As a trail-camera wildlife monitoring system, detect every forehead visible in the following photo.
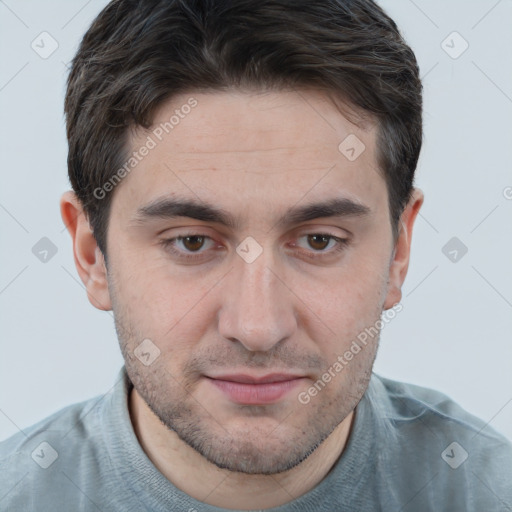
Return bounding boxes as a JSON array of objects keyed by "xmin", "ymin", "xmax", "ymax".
[{"xmin": 112, "ymin": 89, "xmax": 387, "ymax": 224}]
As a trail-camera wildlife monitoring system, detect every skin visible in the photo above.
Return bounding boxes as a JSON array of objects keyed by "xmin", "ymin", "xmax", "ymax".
[{"xmin": 61, "ymin": 89, "xmax": 423, "ymax": 510}]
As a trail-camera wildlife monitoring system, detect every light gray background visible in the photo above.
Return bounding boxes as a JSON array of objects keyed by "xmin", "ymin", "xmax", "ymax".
[{"xmin": 1, "ymin": 0, "xmax": 511, "ymax": 442}]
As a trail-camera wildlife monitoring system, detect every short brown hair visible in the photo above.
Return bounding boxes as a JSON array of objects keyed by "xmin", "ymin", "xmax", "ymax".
[{"xmin": 65, "ymin": 0, "xmax": 422, "ymax": 256}]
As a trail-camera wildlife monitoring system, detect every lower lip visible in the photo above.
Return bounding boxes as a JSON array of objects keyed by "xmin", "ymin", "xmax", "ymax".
[{"xmin": 207, "ymin": 377, "xmax": 304, "ymax": 405}]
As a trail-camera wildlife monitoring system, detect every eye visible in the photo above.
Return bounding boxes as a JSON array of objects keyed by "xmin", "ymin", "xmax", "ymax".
[
  {"xmin": 293, "ymin": 233, "xmax": 349, "ymax": 258},
  {"xmin": 174, "ymin": 235, "xmax": 209, "ymax": 252},
  {"xmin": 300, "ymin": 234, "xmax": 338, "ymax": 251},
  {"xmin": 159, "ymin": 232, "xmax": 349, "ymax": 263},
  {"xmin": 160, "ymin": 234, "xmax": 217, "ymax": 261}
]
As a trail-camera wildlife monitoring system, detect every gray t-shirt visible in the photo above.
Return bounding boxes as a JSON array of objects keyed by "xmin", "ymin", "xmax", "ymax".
[{"xmin": 1, "ymin": 367, "xmax": 511, "ymax": 511}]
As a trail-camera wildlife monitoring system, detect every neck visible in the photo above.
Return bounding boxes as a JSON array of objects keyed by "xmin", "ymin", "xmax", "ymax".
[{"xmin": 129, "ymin": 388, "xmax": 355, "ymax": 510}]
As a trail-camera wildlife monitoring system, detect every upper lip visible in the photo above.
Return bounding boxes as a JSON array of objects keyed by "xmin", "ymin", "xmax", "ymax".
[{"xmin": 206, "ymin": 373, "xmax": 304, "ymax": 384}]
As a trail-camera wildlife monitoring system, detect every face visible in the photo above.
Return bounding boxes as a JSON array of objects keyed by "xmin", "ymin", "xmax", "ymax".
[{"xmin": 105, "ymin": 89, "xmax": 397, "ymax": 474}]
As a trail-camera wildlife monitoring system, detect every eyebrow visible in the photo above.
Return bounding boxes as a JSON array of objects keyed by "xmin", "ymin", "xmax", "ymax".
[{"xmin": 133, "ymin": 196, "xmax": 371, "ymax": 230}]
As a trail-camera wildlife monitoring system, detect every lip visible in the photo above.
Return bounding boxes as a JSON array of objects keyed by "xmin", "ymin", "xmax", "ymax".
[
  {"xmin": 205, "ymin": 373, "xmax": 306, "ymax": 405},
  {"xmin": 208, "ymin": 373, "xmax": 303, "ymax": 384}
]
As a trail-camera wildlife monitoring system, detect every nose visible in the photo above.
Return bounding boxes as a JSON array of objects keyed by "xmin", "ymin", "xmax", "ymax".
[{"xmin": 217, "ymin": 247, "xmax": 297, "ymax": 352}]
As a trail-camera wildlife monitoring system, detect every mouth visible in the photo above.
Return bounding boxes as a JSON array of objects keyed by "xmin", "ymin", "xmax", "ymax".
[{"xmin": 204, "ymin": 373, "xmax": 307, "ymax": 405}]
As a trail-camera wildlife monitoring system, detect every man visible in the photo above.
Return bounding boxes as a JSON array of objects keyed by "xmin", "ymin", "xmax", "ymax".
[{"xmin": 1, "ymin": 0, "xmax": 511, "ymax": 510}]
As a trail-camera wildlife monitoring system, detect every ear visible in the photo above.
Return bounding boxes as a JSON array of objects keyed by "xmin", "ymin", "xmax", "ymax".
[
  {"xmin": 60, "ymin": 191, "xmax": 112, "ymax": 311},
  {"xmin": 383, "ymin": 188, "xmax": 424, "ymax": 310}
]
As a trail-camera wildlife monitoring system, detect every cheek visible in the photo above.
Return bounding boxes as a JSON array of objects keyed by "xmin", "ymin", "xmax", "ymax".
[
  {"xmin": 110, "ymin": 254, "xmax": 171, "ymax": 332},
  {"xmin": 111, "ymin": 252, "xmax": 220, "ymax": 351},
  {"xmin": 299, "ymin": 254, "xmax": 389, "ymax": 348}
]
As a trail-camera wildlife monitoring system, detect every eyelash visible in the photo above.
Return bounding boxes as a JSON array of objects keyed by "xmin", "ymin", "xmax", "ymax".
[{"xmin": 159, "ymin": 233, "xmax": 349, "ymax": 262}]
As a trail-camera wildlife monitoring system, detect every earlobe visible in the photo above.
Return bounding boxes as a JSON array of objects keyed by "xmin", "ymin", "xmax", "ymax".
[
  {"xmin": 60, "ymin": 191, "xmax": 112, "ymax": 311},
  {"xmin": 383, "ymin": 188, "xmax": 424, "ymax": 310}
]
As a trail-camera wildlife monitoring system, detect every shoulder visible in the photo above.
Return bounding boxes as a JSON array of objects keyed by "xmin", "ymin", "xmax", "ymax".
[
  {"xmin": 372, "ymin": 373, "xmax": 510, "ymax": 443},
  {"xmin": 0, "ymin": 369, "xmax": 133, "ymax": 510},
  {"xmin": 0, "ymin": 395, "xmax": 101, "ymax": 455},
  {"xmin": 0, "ymin": 395, "xmax": 107, "ymax": 504},
  {"xmin": 365, "ymin": 373, "xmax": 512, "ymax": 510}
]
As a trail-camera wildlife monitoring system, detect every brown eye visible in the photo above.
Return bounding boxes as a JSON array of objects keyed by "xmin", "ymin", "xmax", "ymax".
[
  {"xmin": 160, "ymin": 234, "xmax": 218, "ymax": 262},
  {"xmin": 181, "ymin": 235, "xmax": 205, "ymax": 252},
  {"xmin": 307, "ymin": 234, "xmax": 332, "ymax": 251},
  {"xmin": 293, "ymin": 233, "xmax": 349, "ymax": 260}
]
